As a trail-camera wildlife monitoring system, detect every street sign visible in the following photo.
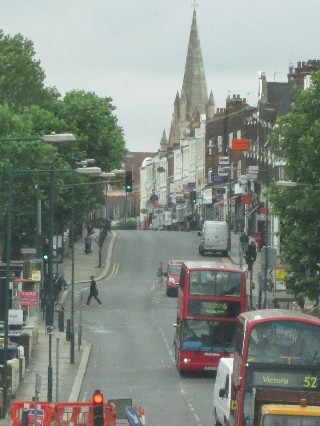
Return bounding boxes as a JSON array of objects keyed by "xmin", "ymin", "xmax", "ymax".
[
  {"xmin": 32, "ymin": 270, "xmax": 41, "ymax": 282},
  {"xmin": 19, "ymin": 291, "xmax": 39, "ymax": 306},
  {"xmin": 126, "ymin": 406, "xmax": 141, "ymax": 425},
  {"xmin": 218, "ymin": 166, "xmax": 228, "ymax": 176},
  {"xmin": 28, "ymin": 409, "xmax": 44, "ymax": 425},
  {"xmin": 219, "ymin": 156, "xmax": 229, "ymax": 165}
]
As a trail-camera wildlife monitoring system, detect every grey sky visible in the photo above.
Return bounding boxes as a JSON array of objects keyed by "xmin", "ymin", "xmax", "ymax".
[{"xmin": 1, "ymin": 0, "xmax": 320, "ymax": 152}]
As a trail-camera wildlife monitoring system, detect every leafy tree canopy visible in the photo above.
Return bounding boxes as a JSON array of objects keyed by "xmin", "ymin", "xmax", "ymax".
[
  {"xmin": 0, "ymin": 31, "xmax": 59, "ymax": 110},
  {"xmin": 0, "ymin": 31, "xmax": 127, "ymax": 258},
  {"xmin": 268, "ymin": 71, "xmax": 320, "ymax": 301},
  {"xmin": 56, "ymin": 90, "xmax": 126, "ymax": 171}
]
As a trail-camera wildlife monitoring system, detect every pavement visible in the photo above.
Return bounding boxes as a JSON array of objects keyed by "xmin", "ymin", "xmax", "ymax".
[
  {"xmin": 1, "ymin": 228, "xmax": 291, "ymax": 423},
  {"xmin": 1, "ymin": 230, "xmax": 116, "ymax": 424}
]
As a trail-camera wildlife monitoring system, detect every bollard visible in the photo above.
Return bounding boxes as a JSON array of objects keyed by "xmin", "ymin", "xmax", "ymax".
[
  {"xmin": 66, "ymin": 318, "xmax": 71, "ymax": 342},
  {"xmin": 58, "ymin": 306, "xmax": 64, "ymax": 332},
  {"xmin": 22, "ymin": 409, "xmax": 29, "ymax": 426},
  {"xmin": 78, "ymin": 324, "xmax": 82, "ymax": 350}
]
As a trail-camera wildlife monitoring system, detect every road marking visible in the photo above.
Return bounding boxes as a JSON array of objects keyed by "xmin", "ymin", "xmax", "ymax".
[{"xmin": 105, "ymin": 262, "xmax": 119, "ymax": 281}]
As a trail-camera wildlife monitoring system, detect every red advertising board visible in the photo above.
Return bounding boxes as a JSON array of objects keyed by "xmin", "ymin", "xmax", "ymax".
[
  {"xmin": 232, "ymin": 138, "xmax": 249, "ymax": 151},
  {"xmin": 19, "ymin": 291, "xmax": 39, "ymax": 306}
]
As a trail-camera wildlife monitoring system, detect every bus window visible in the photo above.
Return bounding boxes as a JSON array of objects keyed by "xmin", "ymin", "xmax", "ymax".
[
  {"xmin": 189, "ymin": 271, "xmax": 242, "ymax": 296},
  {"xmin": 247, "ymin": 321, "xmax": 320, "ymax": 366},
  {"xmin": 181, "ymin": 320, "xmax": 236, "ymax": 352}
]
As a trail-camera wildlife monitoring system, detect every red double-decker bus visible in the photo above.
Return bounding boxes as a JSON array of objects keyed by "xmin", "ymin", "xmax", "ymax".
[
  {"xmin": 230, "ymin": 309, "xmax": 320, "ymax": 426},
  {"xmin": 174, "ymin": 261, "xmax": 247, "ymax": 373}
]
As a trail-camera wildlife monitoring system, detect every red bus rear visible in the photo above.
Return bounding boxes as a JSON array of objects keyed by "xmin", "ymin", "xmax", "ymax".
[
  {"xmin": 174, "ymin": 260, "xmax": 247, "ymax": 373},
  {"xmin": 230, "ymin": 309, "xmax": 320, "ymax": 426}
]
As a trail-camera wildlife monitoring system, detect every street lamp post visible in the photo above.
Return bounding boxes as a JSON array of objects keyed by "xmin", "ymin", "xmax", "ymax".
[
  {"xmin": 1, "ymin": 133, "xmax": 76, "ymax": 416},
  {"xmin": 5, "ymin": 169, "xmax": 75, "ymax": 404}
]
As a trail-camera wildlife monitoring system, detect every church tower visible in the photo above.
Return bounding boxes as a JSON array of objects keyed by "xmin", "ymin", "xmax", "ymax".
[{"xmin": 170, "ymin": 9, "xmax": 214, "ymax": 145}]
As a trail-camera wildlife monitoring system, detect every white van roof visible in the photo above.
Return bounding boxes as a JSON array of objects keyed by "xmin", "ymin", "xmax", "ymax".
[{"xmin": 218, "ymin": 357, "xmax": 234, "ymax": 369}]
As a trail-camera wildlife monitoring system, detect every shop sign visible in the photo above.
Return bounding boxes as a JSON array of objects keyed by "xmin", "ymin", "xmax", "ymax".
[
  {"xmin": 242, "ymin": 194, "xmax": 252, "ymax": 204},
  {"xmin": 232, "ymin": 138, "xmax": 249, "ymax": 150},
  {"xmin": 203, "ymin": 188, "xmax": 213, "ymax": 204},
  {"xmin": 219, "ymin": 156, "xmax": 229, "ymax": 165},
  {"xmin": 218, "ymin": 166, "xmax": 228, "ymax": 176},
  {"xmin": 19, "ymin": 291, "xmax": 39, "ymax": 306}
]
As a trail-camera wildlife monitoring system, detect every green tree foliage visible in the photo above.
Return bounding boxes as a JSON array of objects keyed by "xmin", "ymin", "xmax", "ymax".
[
  {"xmin": 0, "ymin": 31, "xmax": 59, "ymax": 110},
  {"xmin": 56, "ymin": 90, "xmax": 126, "ymax": 171},
  {"xmin": 268, "ymin": 71, "xmax": 320, "ymax": 301},
  {"xmin": 0, "ymin": 31, "xmax": 127, "ymax": 259}
]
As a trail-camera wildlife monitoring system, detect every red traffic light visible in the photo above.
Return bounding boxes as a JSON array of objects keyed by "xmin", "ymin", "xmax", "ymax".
[{"xmin": 93, "ymin": 390, "xmax": 103, "ymax": 405}]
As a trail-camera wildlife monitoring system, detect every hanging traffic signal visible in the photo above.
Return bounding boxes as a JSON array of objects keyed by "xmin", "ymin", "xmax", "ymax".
[
  {"xmin": 190, "ymin": 191, "xmax": 197, "ymax": 205},
  {"xmin": 93, "ymin": 390, "xmax": 104, "ymax": 426},
  {"xmin": 125, "ymin": 171, "xmax": 133, "ymax": 192}
]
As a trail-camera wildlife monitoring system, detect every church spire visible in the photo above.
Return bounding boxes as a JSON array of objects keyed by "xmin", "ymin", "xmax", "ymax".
[{"xmin": 181, "ymin": 9, "xmax": 208, "ymax": 121}]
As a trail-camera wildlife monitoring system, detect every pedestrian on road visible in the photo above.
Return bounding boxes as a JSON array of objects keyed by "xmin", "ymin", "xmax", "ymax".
[
  {"xmin": 86, "ymin": 275, "xmax": 102, "ymax": 305},
  {"xmin": 157, "ymin": 262, "xmax": 164, "ymax": 287}
]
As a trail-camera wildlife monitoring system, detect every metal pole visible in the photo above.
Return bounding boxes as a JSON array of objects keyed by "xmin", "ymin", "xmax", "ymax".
[
  {"xmin": 56, "ymin": 337, "xmax": 59, "ymax": 402},
  {"xmin": 125, "ymin": 190, "xmax": 128, "ymax": 223},
  {"xmin": 3, "ymin": 170, "xmax": 13, "ymax": 418},
  {"xmin": 70, "ymin": 171, "xmax": 75, "ymax": 363},
  {"xmin": 47, "ymin": 171, "xmax": 54, "ymax": 402},
  {"xmin": 249, "ymin": 266, "xmax": 253, "ymax": 308},
  {"xmin": 227, "ymin": 171, "xmax": 232, "ymax": 251}
]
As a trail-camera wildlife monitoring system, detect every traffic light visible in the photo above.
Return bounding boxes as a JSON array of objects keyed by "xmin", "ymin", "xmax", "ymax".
[
  {"xmin": 42, "ymin": 242, "xmax": 49, "ymax": 263},
  {"xmin": 125, "ymin": 171, "xmax": 133, "ymax": 192},
  {"xmin": 93, "ymin": 390, "xmax": 104, "ymax": 426},
  {"xmin": 190, "ymin": 191, "xmax": 197, "ymax": 205}
]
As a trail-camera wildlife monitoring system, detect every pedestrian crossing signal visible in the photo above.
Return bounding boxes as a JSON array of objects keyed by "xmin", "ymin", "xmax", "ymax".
[{"xmin": 93, "ymin": 390, "xmax": 104, "ymax": 425}]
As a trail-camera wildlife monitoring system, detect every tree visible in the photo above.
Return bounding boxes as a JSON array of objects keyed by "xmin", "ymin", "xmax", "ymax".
[
  {"xmin": 0, "ymin": 31, "xmax": 58, "ymax": 109},
  {"xmin": 56, "ymin": 90, "xmax": 126, "ymax": 171},
  {"xmin": 268, "ymin": 71, "xmax": 320, "ymax": 301}
]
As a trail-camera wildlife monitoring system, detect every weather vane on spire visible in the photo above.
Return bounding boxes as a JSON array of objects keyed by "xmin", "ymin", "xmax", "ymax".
[{"xmin": 191, "ymin": 0, "xmax": 199, "ymax": 11}]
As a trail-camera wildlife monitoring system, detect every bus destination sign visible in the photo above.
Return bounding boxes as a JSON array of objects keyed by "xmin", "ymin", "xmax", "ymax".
[
  {"xmin": 188, "ymin": 300, "xmax": 240, "ymax": 318},
  {"xmin": 251, "ymin": 371, "xmax": 319, "ymax": 391}
]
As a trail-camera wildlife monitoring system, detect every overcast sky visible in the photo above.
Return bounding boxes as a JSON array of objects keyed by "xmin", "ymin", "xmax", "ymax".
[{"xmin": 2, "ymin": 1, "xmax": 320, "ymax": 152}]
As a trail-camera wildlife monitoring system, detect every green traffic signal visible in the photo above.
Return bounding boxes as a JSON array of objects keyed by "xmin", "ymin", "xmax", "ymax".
[
  {"xmin": 125, "ymin": 171, "xmax": 133, "ymax": 193},
  {"xmin": 43, "ymin": 253, "xmax": 49, "ymax": 262},
  {"xmin": 190, "ymin": 191, "xmax": 197, "ymax": 205}
]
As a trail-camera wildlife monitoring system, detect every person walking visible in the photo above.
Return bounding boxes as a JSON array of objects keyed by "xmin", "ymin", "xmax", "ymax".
[
  {"xmin": 240, "ymin": 231, "xmax": 249, "ymax": 254},
  {"xmin": 156, "ymin": 262, "xmax": 164, "ymax": 288},
  {"xmin": 86, "ymin": 275, "xmax": 102, "ymax": 305},
  {"xmin": 84, "ymin": 233, "xmax": 92, "ymax": 254}
]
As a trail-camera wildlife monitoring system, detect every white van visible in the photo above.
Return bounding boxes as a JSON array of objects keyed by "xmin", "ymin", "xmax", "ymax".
[
  {"xmin": 213, "ymin": 357, "xmax": 233, "ymax": 426},
  {"xmin": 198, "ymin": 221, "xmax": 228, "ymax": 256}
]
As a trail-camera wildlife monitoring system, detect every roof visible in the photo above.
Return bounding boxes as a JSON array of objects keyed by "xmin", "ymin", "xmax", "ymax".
[
  {"xmin": 168, "ymin": 259, "xmax": 185, "ymax": 265},
  {"xmin": 239, "ymin": 309, "xmax": 320, "ymax": 324},
  {"xmin": 182, "ymin": 260, "xmax": 243, "ymax": 273}
]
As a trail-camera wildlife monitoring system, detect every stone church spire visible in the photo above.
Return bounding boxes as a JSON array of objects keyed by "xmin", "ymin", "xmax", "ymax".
[{"xmin": 181, "ymin": 10, "xmax": 208, "ymax": 121}]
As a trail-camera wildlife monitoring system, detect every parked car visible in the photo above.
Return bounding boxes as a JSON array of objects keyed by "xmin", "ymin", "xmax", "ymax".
[{"xmin": 164, "ymin": 260, "xmax": 184, "ymax": 297}]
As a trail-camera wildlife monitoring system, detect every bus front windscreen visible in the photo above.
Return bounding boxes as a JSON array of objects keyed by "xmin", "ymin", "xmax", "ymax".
[
  {"xmin": 246, "ymin": 320, "xmax": 320, "ymax": 366},
  {"xmin": 181, "ymin": 319, "xmax": 236, "ymax": 352},
  {"xmin": 189, "ymin": 270, "xmax": 242, "ymax": 296}
]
